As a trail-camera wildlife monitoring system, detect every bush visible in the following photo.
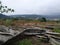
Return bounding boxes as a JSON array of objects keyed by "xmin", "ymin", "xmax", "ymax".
[
  {"xmin": 41, "ymin": 17, "xmax": 47, "ymax": 22},
  {"xmin": 53, "ymin": 28, "xmax": 60, "ymax": 33},
  {"xmin": 4, "ymin": 19, "xmax": 12, "ymax": 26},
  {"xmin": 18, "ymin": 39, "xmax": 32, "ymax": 45}
]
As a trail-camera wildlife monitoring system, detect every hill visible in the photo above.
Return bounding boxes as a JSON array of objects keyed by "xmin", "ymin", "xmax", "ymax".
[
  {"xmin": 0, "ymin": 14, "xmax": 9, "ymax": 19},
  {"xmin": 10, "ymin": 14, "xmax": 43, "ymax": 20},
  {"xmin": 10, "ymin": 14, "xmax": 60, "ymax": 20},
  {"xmin": 42, "ymin": 15, "xmax": 60, "ymax": 20},
  {"xmin": 0, "ymin": 14, "xmax": 60, "ymax": 20}
]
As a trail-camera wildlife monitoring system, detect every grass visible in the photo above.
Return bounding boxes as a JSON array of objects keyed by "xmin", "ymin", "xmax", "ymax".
[
  {"xmin": 53, "ymin": 28, "xmax": 60, "ymax": 33},
  {"xmin": 4, "ymin": 19, "xmax": 12, "ymax": 26},
  {"xmin": 17, "ymin": 37, "xmax": 51, "ymax": 45},
  {"xmin": 18, "ymin": 39, "xmax": 32, "ymax": 45}
]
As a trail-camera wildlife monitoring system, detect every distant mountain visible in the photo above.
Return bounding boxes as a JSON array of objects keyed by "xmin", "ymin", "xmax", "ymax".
[
  {"xmin": 10, "ymin": 14, "xmax": 60, "ymax": 20},
  {"xmin": 42, "ymin": 15, "xmax": 60, "ymax": 20},
  {"xmin": 0, "ymin": 14, "xmax": 8, "ymax": 18},
  {"xmin": 10, "ymin": 14, "xmax": 43, "ymax": 20},
  {"xmin": 0, "ymin": 14, "xmax": 60, "ymax": 20},
  {"xmin": 0, "ymin": 14, "xmax": 11, "ymax": 19}
]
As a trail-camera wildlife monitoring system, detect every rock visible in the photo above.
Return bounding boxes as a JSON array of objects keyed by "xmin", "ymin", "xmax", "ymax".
[
  {"xmin": 0, "ymin": 41, "xmax": 4, "ymax": 45},
  {"xmin": 0, "ymin": 25, "xmax": 20, "ymax": 45},
  {"xmin": 0, "ymin": 25, "xmax": 9, "ymax": 33}
]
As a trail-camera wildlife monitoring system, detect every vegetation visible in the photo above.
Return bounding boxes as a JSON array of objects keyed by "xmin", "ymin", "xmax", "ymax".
[
  {"xmin": 4, "ymin": 19, "xmax": 12, "ymax": 26},
  {"xmin": 13, "ymin": 37, "xmax": 51, "ymax": 45},
  {"xmin": 18, "ymin": 39, "xmax": 32, "ymax": 45},
  {"xmin": 40, "ymin": 17, "xmax": 47, "ymax": 22},
  {"xmin": 0, "ymin": 1, "xmax": 14, "ymax": 13},
  {"xmin": 53, "ymin": 28, "xmax": 60, "ymax": 33},
  {"xmin": 0, "ymin": 1, "xmax": 14, "ymax": 26}
]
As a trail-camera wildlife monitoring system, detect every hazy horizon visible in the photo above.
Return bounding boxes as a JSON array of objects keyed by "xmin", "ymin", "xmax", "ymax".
[{"xmin": 1, "ymin": 0, "xmax": 60, "ymax": 16}]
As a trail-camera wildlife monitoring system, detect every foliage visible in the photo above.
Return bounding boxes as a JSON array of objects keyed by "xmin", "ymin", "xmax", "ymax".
[
  {"xmin": 0, "ymin": 1, "xmax": 14, "ymax": 13},
  {"xmin": 53, "ymin": 28, "xmax": 60, "ymax": 33},
  {"xmin": 12, "ymin": 18, "xmax": 19, "ymax": 21},
  {"xmin": 18, "ymin": 39, "xmax": 32, "ymax": 45},
  {"xmin": 41, "ymin": 17, "xmax": 47, "ymax": 22},
  {"xmin": 4, "ymin": 19, "xmax": 12, "ymax": 26}
]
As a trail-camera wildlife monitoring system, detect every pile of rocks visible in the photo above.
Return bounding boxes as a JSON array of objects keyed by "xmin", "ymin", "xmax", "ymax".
[{"xmin": 0, "ymin": 25, "xmax": 20, "ymax": 45}]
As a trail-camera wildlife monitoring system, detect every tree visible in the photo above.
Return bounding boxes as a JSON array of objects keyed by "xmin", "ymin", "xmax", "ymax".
[
  {"xmin": 41, "ymin": 17, "xmax": 47, "ymax": 22},
  {"xmin": 0, "ymin": 1, "xmax": 14, "ymax": 13}
]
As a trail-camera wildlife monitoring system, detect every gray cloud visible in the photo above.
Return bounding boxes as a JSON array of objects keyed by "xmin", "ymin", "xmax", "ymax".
[{"xmin": 1, "ymin": 0, "xmax": 60, "ymax": 15}]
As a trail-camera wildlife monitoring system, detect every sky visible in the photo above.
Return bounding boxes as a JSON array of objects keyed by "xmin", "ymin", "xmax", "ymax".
[{"xmin": 1, "ymin": 0, "xmax": 60, "ymax": 15}]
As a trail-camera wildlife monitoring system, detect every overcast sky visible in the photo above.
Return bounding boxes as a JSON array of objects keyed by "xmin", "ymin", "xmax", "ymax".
[{"xmin": 1, "ymin": 0, "xmax": 60, "ymax": 15}]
